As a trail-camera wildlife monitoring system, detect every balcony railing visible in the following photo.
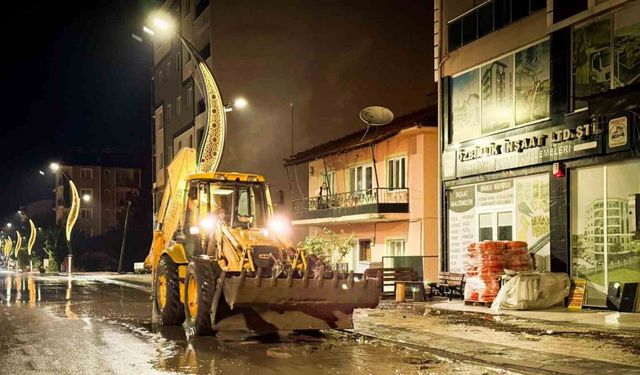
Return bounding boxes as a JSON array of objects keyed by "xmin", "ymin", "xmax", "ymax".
[{"xmin": 292, "ymin": 188, "xmax": 409, "ymax": 220}]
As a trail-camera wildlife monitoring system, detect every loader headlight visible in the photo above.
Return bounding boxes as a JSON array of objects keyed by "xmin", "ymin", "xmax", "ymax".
[
  {"xmin": 268, "ymin": 216, "xmax": 291, "ymax": 236},
  {"xmin": 200, "ymin": 215, "xmax": 217, "ymax": 231}
]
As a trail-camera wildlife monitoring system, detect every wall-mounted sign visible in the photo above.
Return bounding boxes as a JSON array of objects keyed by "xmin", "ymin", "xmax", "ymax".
[
  {"xmin": 608, "ymin": 116, "xmax": 628, "ymax": 149},
  {"xmin": 452, "ymin": 120, "xmax": 605, "ymax": 178}
]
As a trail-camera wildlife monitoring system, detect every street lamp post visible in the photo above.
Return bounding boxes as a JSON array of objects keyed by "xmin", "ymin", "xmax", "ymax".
[
  {"xmin": 49, "ymin": 163, "xmax": 80, "ymax": 274},
  {"xmin": 117, "ymin": 200, "xmax": 132, "ymax": 274}
]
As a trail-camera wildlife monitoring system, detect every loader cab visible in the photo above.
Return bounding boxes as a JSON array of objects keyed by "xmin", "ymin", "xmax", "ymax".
[{"xmin": 181, "ymin": 173, "xmax": 272, "ymax": 257}]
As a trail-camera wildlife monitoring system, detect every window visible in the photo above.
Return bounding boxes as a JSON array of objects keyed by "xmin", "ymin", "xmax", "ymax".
[
  {"xmin": 478, "ymin": 211, "xmax": 513, "ymax": 241},
  {"xmin": 553, "ymin": 0, "xmax": 588, "ymax": 23},
  {"xmin": 448, "ymin": 0, "xmax": 546, "ymax": 52},
  {"xmin": 167, "ymin": 104, "xmax": 172, "ymax": 122},
  {"xmin": 195, "ymin": 0, "xmax": 209, "ymax": 19},
  {"xmin": 158, "ymin": 152, "xmax": 164, "ymax": 168},
  {"xmin": 197, "ymin": 98, "xmax": 206, "ymax": 115},
  {"xmin": 176, "ymin": 96, "xmax": 182, "ymax": 117},
  {"xmin": 199, "ymin": 43, "xmax": 211, "ymax": 61},
  {"xmin": 386, "ymin": 239, "xmax": 406, "ymax": 256},
  {"xmin": 479, "ymin": 213, "xmax": 493, "ymax": 241},
  {"xmin": 184, "ymin": 0, "xmax": 191, "ymax": 17},
  {"xmin": 80, "ymin": 208, "xmax": 93, "ymax": 220},
  {"xmin": 175, "ymin": 53, "xmax": 181, "ymax": 74},
  {"xmin": 80, "ymin": 168, "xmax": 93, "ymax": 179},
  {"xmin": 349, "ymin": 165, "xmax": 373, "ymax": 192},
  {"xmin": 157, "ymin": 71, "xmax": 163, "ymax": 90},
  {"xmin": 187, "ymin": 87, "xmax": 193, "ymax": 109},
  {"xmin": 320, "ymin": 170, "xmax": 335, "ymax": 195},
  {"xmin": 570, "ymin": 161, "xmax": 640, "ymax": 307},
  {"xmin": 497, "ymin": 211, "xmax": 513, "ymax": 240},
  {"xmin": 188, "ymin": 134, "xmax": 193, "ymax": 148},
  {"xmin": 166, "ymin": 62, "xmax": 171, "ymax": 81},
  {"xmin": 387, "ymin": 157, "xmax": 406, "ymax": 190},
  {"xmin": 156, "ymin": 107, "xmax": 164, "ymax": 130},
  {"xmin": 358, "ymin": 239, "xmax": 372, "ymax": 261}
]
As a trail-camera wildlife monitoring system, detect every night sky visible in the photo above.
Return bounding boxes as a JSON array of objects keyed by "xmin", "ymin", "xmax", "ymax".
[
  {"xmin": 0, "ymin": 1, "xmax": 155, "ymax": 220},
  {"xmin": 0, "ymin": 0, "xmax": 433, "ymax": 223}
]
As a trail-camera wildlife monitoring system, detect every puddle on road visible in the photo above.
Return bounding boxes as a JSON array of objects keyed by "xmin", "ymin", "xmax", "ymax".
[{"xmin": 0, "ymin": 272, "xmax": 515, "ymax": 375}]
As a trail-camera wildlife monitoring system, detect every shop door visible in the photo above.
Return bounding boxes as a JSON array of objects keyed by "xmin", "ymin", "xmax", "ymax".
[{"xmin": 571, "ymin": 161, "xmax": 640, "ymax": 307}]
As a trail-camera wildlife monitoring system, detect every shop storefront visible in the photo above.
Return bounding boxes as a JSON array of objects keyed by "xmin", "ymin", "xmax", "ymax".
[
  {"xmin": 443, "ymin": 111, "xmax": 639, "ymax": 307},
  {"xmin": 439, "ymin": 0, "xmax": 640, "ymax": 310}
]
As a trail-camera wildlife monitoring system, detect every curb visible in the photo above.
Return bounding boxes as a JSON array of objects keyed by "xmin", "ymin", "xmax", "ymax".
[{"xmin": 343, "ymin": 328, "xmax": 560, "ymax": 375}]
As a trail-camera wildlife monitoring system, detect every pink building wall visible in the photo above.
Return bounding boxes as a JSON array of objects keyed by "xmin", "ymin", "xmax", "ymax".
[{"xmin": 303, "ymin": 126, "xmax": 439, "ymax": 279}]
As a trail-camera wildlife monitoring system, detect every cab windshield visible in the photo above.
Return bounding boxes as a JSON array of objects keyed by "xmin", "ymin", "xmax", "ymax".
[{"xmin": 209, "ymin": 182, "xmax": 267, "ymax": 229}]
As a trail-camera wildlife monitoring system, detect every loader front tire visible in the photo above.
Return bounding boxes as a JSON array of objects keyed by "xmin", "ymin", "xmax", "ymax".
[
  {"xmin": 184, "ymin": 258, "xmax": 215, "ymax": 336},
  {"xmin": 155, "ymin": 255, "xmax": 185, "ymax": 325}
]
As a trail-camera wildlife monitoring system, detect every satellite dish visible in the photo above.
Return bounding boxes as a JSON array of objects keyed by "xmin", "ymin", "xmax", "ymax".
[
  {"xmin": 359, "ymin": 106, "xmax": 394, "ymax": 141},
  {"xmin": 359, "ymin": 106, "xmax": 394, "ymax": 126}
]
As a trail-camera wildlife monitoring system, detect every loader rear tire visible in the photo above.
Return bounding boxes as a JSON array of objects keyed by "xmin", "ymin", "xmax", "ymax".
[
  {"xmin": 184, "ymin": 258, "xmax": 215, "ymax": 336},
  {"xmin": 155, "ymin": 255, "xmax": 185, "ymax": 325}
]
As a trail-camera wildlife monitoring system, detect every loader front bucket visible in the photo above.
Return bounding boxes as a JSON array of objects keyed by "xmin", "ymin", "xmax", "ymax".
[{"xmin": 210, "ymin": 271, "xmax": 381, "ymax": 333}]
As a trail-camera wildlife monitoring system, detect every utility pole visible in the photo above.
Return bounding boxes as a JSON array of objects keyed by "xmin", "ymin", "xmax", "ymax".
[{"xmin": 117, "ymin": 200, "xmax": 132, "ymax": 273}]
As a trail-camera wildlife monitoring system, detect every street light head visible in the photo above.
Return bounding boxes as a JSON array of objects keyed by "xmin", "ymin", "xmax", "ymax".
[
  {"xmin": 49, "ymin": 162, "xmax": 60, "ymax": 172},
  {"xmin": 39, "ymin": 170, "xmax": 45, "ymax": 176},
  {"xmin": 152, "ymin": 17, "xmax": 172, "ymax": 31},
  {"xmin": 6, "ymin": 223, "xmax": 12, "ymax": 228},
  {"xmin": 82, "ymin": 194, "xmax": 91, "ymax": 203},
  {"xmin": 234, "ymin": 98, "xmax": 248, "ymax": 109},
  {"xmin": 17, "ymin": 210, "xmax": 22, "ymax": 215}
]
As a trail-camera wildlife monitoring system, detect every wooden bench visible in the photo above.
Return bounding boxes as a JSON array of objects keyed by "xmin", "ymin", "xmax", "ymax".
[
  {"xmin": 365, "ymin": 267, "xmax": 421, "ymax": 300},
  {"xmin": 428, "ymin": 272, "xmax": 466, "ymax": 300}
]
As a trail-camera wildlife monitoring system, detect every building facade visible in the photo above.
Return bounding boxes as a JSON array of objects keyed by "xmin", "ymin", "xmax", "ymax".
[
  {"xmin": 152, "ymin": 0, "xmax": 207, "ymax": 216},
  {"xmin": 435, "ymin": 0, "xmax": 640, "ymax": 307},
  {"xmin": 284, "ymin": 109, "xmax": 439, "ymax": 279},
  {"xmin": 55, "ymin": 166, "xmax": 142, "ymax": 237}
]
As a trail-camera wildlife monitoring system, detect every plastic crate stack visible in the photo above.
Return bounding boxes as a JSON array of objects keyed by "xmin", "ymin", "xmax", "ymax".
[{"xmin": 463, "ymin": 241, "xmax": 532, "ymax": 303}]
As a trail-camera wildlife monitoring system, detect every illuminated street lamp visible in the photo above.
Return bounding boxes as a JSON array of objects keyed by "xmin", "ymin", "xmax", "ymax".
[
  {"xmin": 82, "ymin": 194, "xmax": 91, "ymax": 203},
  {"xmin": 143, "ymin": 14, "xmax": 228, "ymax": 173},
  {"xmin": 48, "ymin": 162, "xmax": 80, "ymax": 275}
]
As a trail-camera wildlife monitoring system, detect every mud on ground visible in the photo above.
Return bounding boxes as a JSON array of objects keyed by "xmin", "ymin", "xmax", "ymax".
[{"xmin": 377, "ymin": 301, "xmax": 640, "ymax": 358}]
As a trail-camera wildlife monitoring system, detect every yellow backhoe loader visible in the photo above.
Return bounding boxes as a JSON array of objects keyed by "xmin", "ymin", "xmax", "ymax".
[{"xmin": 144, "ymin": 33, "xmax": 380, "ymax": 336}]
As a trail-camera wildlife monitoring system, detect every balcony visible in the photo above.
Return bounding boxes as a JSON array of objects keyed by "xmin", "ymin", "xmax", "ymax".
[{"xmin": 292, "ymin": 188, "xmax": 409, "ymax": 224}]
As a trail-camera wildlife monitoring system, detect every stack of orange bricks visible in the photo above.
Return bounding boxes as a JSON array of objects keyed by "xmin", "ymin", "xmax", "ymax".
[{"xmin": 464, "ymin": 241, "xmax": 531, "ymax": 303}]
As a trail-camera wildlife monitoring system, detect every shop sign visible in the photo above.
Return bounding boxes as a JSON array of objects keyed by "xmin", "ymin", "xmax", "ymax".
[
  {"xmin": 454, "ymin": 121, "xmax": 604, "ymax": 177},
  {"xmin": 607, "ymin": 116, "xmax": 628, "ymax": 150}
]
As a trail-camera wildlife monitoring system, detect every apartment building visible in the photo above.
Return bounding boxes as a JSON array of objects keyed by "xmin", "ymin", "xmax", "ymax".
[
  {"xmin": 54, "ymin": 165, "xmax": 142, "ymax": 237},
  {"xmin": 435, "ymin": 0, "xmax": 640, "ymax": 306},
  {"xmin": 284, "ymin": 108, "xmax": 439, "ymax": 279}
]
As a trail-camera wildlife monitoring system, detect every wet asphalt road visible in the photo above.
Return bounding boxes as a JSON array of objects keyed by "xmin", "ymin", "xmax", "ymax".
[{"xmin": 0, "ymin": 271, "xmax": 513, "ymax": 375}]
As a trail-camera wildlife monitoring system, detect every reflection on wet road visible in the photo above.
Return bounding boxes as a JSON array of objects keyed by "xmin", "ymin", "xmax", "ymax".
[{"xmin": 0, "ymin": 271, "xmax": 511, "ymax": 375}]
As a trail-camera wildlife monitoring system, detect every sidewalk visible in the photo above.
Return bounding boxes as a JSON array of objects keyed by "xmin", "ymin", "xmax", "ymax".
[
  {"xmin": 423, "ymin": 298, "xmax": 640, "ymax": 332},
  {"xmin": 351, "ymin": 300, "xmax": 640, "ymax": 375}
]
